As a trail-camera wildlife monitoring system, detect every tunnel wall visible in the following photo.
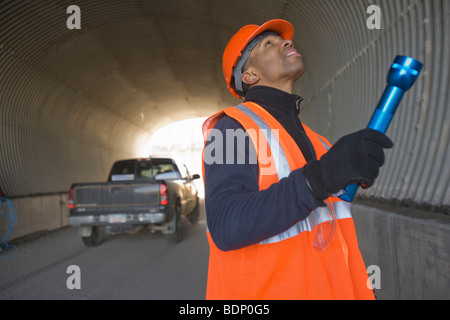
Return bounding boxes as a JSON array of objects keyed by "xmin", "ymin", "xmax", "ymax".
[
  {"xmin": 0, "ymin": 1, "xmax": 153, "ymax": 198},
  {"xmin": 294, "ymin": 0, "xmax": 449, "ymax": 213},
  {"xmin": 352, "ymin": 202, "xmax": 450, "ymax": 300}
]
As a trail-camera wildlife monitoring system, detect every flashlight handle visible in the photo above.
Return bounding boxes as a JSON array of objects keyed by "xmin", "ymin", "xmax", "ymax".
[
  {"xmin": 339, "ymin": 86, "xmax": 405, "ymax": 202},
  {"xmin": 367, "ymin": 86, "xmax": 405, "ymax": 132}
]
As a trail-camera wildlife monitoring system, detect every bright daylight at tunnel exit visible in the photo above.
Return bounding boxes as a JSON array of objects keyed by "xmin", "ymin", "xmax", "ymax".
[
  {"xmin": 0, "ymin": 0, "xmax": 449, "ymax": 303},
  {"xmin": 144, "ymin": 117, "xmax": 207, "ymax": 197}
]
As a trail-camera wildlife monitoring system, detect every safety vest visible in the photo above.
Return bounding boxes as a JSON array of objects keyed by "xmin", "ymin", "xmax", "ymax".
[{"xmin": 202, "ymin": 102, "xmax": 375, "ymax": 300}]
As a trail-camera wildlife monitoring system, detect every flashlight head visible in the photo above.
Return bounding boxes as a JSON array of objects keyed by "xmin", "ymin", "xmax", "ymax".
[{"xmin": 387, "ymin": 56, "xmax": 423, "ymax": 91}]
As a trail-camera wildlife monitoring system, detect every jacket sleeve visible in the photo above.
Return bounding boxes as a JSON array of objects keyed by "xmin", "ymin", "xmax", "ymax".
[{"xmin": 204, "ymin": 115, "xmax": 319, "ymax": 251}]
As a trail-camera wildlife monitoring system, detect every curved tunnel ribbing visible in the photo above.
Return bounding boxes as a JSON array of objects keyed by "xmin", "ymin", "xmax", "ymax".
[{"xmin": 0, "ymin": 0, "xmax": 448, "ymax": 213}]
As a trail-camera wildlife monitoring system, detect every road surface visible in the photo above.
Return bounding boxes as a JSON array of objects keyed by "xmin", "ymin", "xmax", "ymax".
[{"xmin": 0, "ymin": 199, "xmax": 209, "ymax": 300}]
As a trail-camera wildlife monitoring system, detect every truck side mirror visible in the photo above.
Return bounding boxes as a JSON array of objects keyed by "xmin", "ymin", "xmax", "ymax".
[{"xmin": 191, "ymin": 174, "xmax": 201, "ymax": 180}]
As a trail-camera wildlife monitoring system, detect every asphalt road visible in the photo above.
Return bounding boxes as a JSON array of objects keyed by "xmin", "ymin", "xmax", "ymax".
[{"xmin": 0, "ymin": 199, "xmax": 209, "ymax": 300}]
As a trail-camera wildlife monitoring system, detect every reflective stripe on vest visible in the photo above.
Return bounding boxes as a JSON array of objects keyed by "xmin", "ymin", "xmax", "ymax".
[
  {"xmin": 234, "ymin": 104, "xmax": 291, "ymax": 181},
  {"xmin": 233, "ymin": 104, "xmax": 352, "ymax": 245},
  {"xmin": 260, "ymin": 201, "xmax": 352, "ymax": 245}
]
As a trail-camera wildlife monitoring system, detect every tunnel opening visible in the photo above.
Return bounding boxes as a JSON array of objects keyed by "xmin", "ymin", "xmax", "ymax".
[{"xmin": 145, "ymin": 117, "xmax": 206, "ymax": 197}]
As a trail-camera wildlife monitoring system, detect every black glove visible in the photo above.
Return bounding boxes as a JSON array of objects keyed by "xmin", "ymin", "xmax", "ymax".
[{"xmin": 303, "ymin": 129, "xmax": 394, "ymax": 201}]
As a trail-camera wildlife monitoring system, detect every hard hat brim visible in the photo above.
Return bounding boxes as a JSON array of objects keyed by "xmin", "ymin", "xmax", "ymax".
[{"xmin": 240, "ymin": 19, "xmax": 294, "ymax": 54}]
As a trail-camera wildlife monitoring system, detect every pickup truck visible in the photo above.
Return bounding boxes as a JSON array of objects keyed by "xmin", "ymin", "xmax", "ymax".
[{"xmin": 68, "ymin": 158, "xmax": 200, "ymax": 247}]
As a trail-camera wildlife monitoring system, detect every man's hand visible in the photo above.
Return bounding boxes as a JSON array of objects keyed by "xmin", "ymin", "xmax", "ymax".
[{"xmin": 303, "ymin": 129, "xmax": 394, "ymax": 201}]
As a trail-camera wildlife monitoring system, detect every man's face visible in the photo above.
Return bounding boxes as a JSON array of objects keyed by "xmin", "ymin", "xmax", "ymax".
[{"xmin": 245, "ymin": 34, "xmax": 305, "ymax": 88}]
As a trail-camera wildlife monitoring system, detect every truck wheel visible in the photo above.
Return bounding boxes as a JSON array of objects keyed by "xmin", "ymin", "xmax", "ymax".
[
  {"xmin": 165, "ymin": 202, "xmax": 183, "ymax": 244},
  {"xmin": 82, "ymin": 226, "xmax": 105, "ymax": 247},
  {"xmin": 187, "ymin": 197, "xmax": 200, "ymax": 224}
]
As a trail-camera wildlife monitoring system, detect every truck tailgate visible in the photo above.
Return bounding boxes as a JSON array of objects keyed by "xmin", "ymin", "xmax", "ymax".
[{"xmin": 73, "ymin": 183, "xmax": 160, "ymax": 209}]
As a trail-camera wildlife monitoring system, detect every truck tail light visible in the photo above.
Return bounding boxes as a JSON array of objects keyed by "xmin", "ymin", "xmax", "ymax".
[
  {"xmin": 159, "ymin": 184, "xmax": 168, "ymax": 205},
  {"xmin": 68, "ymin": 188, "xmax": 74, "ymax": 209}
]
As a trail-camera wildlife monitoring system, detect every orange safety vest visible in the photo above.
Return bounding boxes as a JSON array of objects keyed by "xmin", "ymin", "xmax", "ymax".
[{"xmin": 202, "ymin": 102, "xmax": 375, "ymax": 300}]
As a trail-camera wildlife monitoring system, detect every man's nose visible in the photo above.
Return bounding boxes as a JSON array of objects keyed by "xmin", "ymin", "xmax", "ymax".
[{"xmin": 282, "ymin": 39, "xmax": 293, "ymax": 48}]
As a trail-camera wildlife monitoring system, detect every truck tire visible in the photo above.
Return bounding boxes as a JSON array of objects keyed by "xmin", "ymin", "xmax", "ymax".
[
  {"xmin": 165, "ymin": 201, "xmax": 183, "ymax": 244},
  {"xmin": 82, "ymin": 226, "xmax": 105, "ymax": 247},
  {"xmin": 187, "ymin": 197, "xmax": 200, "ymax": 224}
]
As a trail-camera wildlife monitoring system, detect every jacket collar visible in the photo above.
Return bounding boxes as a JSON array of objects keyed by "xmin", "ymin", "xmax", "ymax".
[{"xmin": 243, "ymin": 86, "xmax": 303, "ymax": 117}]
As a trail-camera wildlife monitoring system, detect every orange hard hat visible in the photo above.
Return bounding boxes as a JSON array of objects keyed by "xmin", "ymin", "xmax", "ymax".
[{"xmin": 223, "ymin": 19, "xmax": 294, "ymax": 99}]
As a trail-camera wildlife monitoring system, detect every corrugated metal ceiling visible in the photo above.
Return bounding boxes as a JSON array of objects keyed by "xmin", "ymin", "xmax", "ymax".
[{"xmin": 0, "ymin": 0, "xmax": 448, "ymax": 213}]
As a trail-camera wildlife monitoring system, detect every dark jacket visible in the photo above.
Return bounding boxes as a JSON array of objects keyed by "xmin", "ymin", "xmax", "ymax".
[{"xmin": 204, "ymin": 86, "xmax": 320, "ymax": 251}]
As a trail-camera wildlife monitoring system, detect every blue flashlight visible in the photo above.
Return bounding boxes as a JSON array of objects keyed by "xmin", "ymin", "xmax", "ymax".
[{"xmin": 339, "ymin": 56, "xmax": 423, "ymax": 202}]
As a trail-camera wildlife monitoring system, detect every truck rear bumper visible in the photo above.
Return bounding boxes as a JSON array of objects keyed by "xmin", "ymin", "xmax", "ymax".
[{"xmin": 69, "ymin": 212, "xmax": 166, "ymax": 226}]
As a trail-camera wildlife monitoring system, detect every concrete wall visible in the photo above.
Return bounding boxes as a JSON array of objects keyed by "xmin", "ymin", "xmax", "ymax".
[
  {"xmin": 352, "ymin": 202, "xmax": 450, "ymax": 300},
  {"xmin": 6, "ymin": 194, "xmax": 70, "ymax": 241}
]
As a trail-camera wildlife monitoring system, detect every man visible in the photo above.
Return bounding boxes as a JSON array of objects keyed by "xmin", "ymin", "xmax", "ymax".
[{"xmin": 202, "ymin": 19, "xmax": 392, "ymax": 300}]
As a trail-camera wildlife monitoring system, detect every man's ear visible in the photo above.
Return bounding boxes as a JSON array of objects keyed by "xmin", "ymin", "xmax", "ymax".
[{"xmin": 241, "ymin": 68, "xmax": 260, "ymax": 86}]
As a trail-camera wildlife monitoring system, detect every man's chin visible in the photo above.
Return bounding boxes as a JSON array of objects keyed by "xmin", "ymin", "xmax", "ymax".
[{"xmin": 294, "ymin": 66, "xmax": 305, "ymax": 81}]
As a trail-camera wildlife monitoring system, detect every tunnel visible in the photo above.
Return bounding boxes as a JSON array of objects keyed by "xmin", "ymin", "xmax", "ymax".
[{"xmin": 0, "ymin": 0, "xmax": 449, "ymax": 299}]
